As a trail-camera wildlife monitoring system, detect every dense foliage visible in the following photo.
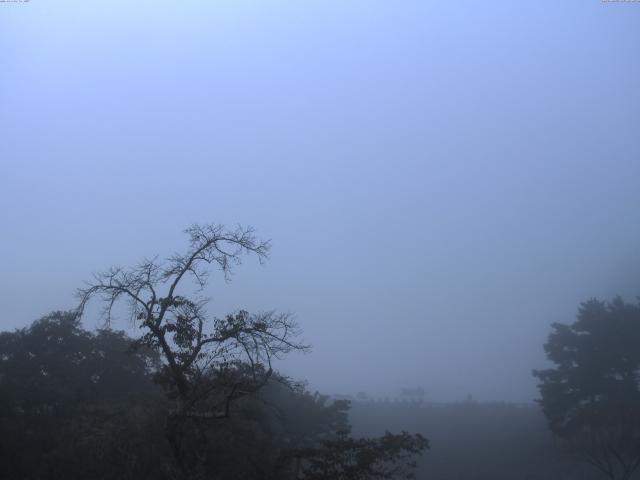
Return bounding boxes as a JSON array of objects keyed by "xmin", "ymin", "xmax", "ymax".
[
  {"xmin": 533, "ymin": 297, "xmax": 640, "ymax": 480},
  {"xmin": 0, "ymin": 311, "xmax": 167, "ymax": 480},
  {"xmin": 0, "ymin": 312, "xmax": 427, "ymax": 479}
]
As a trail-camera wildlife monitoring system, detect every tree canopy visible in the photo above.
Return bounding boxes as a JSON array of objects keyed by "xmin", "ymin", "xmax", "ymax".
[
  {"xmin": 0, "ymin": 311, "xmax": 428, "ymax": 479},
  {"xmin": 0, "ymin": 311, "xmax": 167, "ymax": 480},
  {"xmin": 533, "ymin": 296, "xmax": 640, "ymax": 480}
]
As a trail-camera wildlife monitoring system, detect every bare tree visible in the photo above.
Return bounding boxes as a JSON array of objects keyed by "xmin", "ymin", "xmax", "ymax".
[{"xmin": 76, "ymin": 223, "xmax": 309, "ymax": 477}]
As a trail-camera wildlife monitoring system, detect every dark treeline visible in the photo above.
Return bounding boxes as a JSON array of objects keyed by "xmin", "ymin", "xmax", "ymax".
[
  {"xmin": 2, "ymin": 224, "xmax": 640, "ymax": 480},
  {"xmin": 2, "ymin": 308, "xmax": 635, "ymax": 480},
  {"xmin": 0, "ymin": 311, "xmax": 425, "ymax": 480}
]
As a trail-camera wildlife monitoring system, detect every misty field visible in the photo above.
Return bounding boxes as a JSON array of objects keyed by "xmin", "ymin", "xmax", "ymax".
[{"xmin": 349, "ymin": 400, "xmax": 601, "ymax": 480}]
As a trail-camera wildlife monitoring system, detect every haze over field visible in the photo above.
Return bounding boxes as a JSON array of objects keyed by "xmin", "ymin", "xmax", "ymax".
[{"xmin": 1, "ymin": 0, "xmax": 639, "ymax": 403}]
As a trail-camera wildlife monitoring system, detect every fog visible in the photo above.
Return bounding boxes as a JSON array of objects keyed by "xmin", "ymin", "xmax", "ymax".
[{"xmin": 1, "ymin": 0, "xmax": 639, "ymax": 404}]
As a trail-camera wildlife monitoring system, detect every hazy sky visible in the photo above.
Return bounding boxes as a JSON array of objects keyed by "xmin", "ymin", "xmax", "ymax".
[{"xmin": 1, "ymin": 1, "xmax": 639, "ymax": 402}]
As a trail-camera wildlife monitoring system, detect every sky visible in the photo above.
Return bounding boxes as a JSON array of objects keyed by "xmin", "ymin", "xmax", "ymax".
[{"xmin": 1, "ymin": 0, "xmax": 639, "ymax": 403}]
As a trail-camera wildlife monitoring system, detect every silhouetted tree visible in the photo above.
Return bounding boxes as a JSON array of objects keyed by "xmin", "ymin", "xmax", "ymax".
[
  {"xmin": 0, "ymin": 311, "xmax": 428, "ymax": 479},
  {"xmin": 76, "ymin": 223, "xmax": 310, "ymax": 477},
  {"xmin": 533, "ymin": 297, "xmax": 640, "ymax": 480},
  {"xmin": 3, "ymin": 223, "xmax": 428, "ymax": 479},
  {"xmin": 0, "ymin": 311, "xmax": 167, "ymax": 480}
]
